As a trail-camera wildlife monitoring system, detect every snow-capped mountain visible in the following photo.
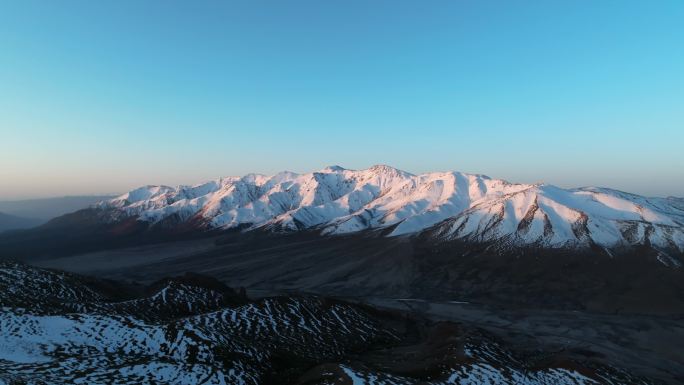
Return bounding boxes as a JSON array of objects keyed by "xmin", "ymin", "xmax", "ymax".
[
  {"xmin": 99, "ymin": 165, "xmax": 684, "ymax": 253},
  {"xmin": 101, "ymin": 165, "xmax": 684, "ymax": 252}
]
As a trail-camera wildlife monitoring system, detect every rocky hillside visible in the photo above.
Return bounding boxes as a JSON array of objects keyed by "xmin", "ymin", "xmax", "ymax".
[{"xmin": 0, "ymin": 262, "xmax": 665, "ymax": 385}]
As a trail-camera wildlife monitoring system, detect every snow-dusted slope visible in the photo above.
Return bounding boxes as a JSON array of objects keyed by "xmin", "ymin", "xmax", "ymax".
[
  {"xmin": 100, "ymin": 165, "xmax": 684, "ymax": 252},
  {"xmin": 0, "ymin": 263, "xmax": 390, "ymax": 385},
  {"xmin": 431, "ymin": 185, "xmax": 684, "ymax": 252},
  {"xmin": 0, "ymin": 263, "xmax": 661, "ymax": 385}
]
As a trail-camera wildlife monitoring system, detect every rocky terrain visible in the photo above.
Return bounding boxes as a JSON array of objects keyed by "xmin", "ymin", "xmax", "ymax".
[{"xmin": 0, "ymin": 262, "xmax": 671, "ymax": 385}]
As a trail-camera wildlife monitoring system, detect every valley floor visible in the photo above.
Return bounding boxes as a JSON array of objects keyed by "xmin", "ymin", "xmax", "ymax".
[{"xmin": 362, "ymin": 298, "xmax": 684, "ymax": 385}]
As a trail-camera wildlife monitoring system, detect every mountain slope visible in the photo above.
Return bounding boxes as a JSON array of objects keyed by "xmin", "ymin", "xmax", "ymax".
[
  {"xmin": 96, "ymin": 165, "xmax": 684, "ymax": 254},
  {"xmin": 0, "ymin": 262, "xmax": 666, "ymax": 385}
]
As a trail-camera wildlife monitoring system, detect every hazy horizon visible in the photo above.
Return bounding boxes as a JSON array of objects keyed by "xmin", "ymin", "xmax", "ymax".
[
  {"xmin": 2, "ymin": 1, "xmax": 682, "ymax": 199},
  {"xmin": 1, "ymin": 163, "xmax": 682, "ymax": 201}
]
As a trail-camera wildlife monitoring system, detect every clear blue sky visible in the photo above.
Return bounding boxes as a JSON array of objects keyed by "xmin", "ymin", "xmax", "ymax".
[{"xmin": 1, "ymin": 0, "xmax": 682, "ymax": 199}]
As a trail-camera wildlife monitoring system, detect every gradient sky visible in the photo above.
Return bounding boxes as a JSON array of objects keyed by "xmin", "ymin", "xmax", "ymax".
[{"xmin": 1, "ymin": 0, "xmax": 682, "ymax": 199}]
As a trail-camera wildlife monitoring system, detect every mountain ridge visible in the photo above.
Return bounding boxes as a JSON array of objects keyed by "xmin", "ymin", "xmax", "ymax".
[{"xmin": 96, "ymin": 165, "xmax": 684, "ymax": 256}]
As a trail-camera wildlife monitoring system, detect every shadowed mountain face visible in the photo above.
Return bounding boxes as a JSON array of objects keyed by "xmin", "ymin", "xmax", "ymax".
[{"xmin": 0, "ymin": 262, "xmax": 670, "ymax": 385}]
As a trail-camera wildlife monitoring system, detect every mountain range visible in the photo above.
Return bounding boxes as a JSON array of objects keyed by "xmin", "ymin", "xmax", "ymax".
[
  {"xmin": 96, "ymin": 165, "xmax": 684, "ymax": 258},
  {"xmin": 1, "ymin": 166, "xmax": 683, "ymax": 384},
  {"xmin": 1, "ymin": 165, "xmax": 681, "ymax": 314}
]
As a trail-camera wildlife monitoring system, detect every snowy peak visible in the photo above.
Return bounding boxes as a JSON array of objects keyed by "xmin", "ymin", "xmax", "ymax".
[
  {"xmin": 321, "ymin": 165, "xmax": 346, "ymax": 173},
  {"xmin": 98, "ymin": 166, "xmax": 684, "ymax": 254}
]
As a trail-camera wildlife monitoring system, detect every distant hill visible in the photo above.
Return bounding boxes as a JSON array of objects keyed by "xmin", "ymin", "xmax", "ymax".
[
  {"xmin": 0, "ymin": 195, "xmax": 116, "ymax": 223},
  {"xmin": 0, "ymin": 212, "xmax": 41, "ymax": 232}
]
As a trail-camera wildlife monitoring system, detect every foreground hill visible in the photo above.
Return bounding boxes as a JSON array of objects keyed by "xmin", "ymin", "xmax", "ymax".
[{"xmin": 0, "ymin": 262, "xmax": 671, "ymax": 385}]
